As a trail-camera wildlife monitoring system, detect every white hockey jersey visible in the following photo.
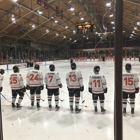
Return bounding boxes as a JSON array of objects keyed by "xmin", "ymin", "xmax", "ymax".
[
  {"xmin": 0, "ymin": 74, "xmax": 4, "ymax": 87},
  {"xmin": 9, "ymin": 73, "xmax": 24, "ymax": 90},
  {"xmin": 88, "ymin": 74, "xmax": 107, "ymax": 94},
  {"xmin": 122, "ymin": 73, "xmax": 139, "ymax": 93},
  {"xmin": 66, "ymin": 70, "xmax": 83, "ymax": 89},
  {"xmin": 44, "ymin": 72, "xmax": 62, "ymax": 89},
  {"xmin": 26, "ymin": 70, "xmax": 43, "ymax": 87}
]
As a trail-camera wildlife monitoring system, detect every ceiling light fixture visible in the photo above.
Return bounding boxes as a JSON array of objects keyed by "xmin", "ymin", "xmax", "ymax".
[
  {"xmin": 55, "ymin": 20, "xmax": 58, "ymax": 23},
  {"xmin": 111, "ymin": 21, "xmax": 114, "ymax": 24},
  {"xmin": 65, "ymin": 26, "xmax": 68, "ymax": 29},
  {"xmin": 80, "ymin": 17, "xmax": 84, "ymax": 20},
  {"xmin": 106, "ymin": 2, "xmax": 111, "ymax": 7},
  {"xmin": 109, "ymin": 14, "xmax": 113, "ymax": 17},
  {"xmin": 70, "ymin": 7, "xmax": 74, "ymax": 11}
]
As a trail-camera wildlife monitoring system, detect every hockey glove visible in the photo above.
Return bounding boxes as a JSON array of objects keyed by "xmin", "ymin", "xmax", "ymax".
[
  {"xmin": 80, "ymin": 86, "xmax": 84, "ymax": 91},
  {"xmin": 22, "ymin": 86, "xmax": 26, "ymax": 92},
  {"xmin": 104, "ymin": 88, "xmax": 108, "ymax": 93},
  {"xmin": 58, "ymin": 84, "xmax": 63, "ymax": 88},
  {"xmin": 0, "ymin": 87, "xmax": 3, "ymax": 92},
  {"xmin": 135, "ymin": 87, "xmax": 139, "ymax": 93},
  {"xmin": 40, "ymin": 85, "xmax": 44, "ymax": 90},
  {"xmin": 88, "ymin": 88, "xmax": 92, "ymax": 93},
  {"xmin": 26, "ymin": 85, "xmax": 30, "ymax": 90}
]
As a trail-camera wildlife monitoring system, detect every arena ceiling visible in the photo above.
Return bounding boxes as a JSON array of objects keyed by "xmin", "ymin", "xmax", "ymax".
[{"xmin": 0, "ymin": 0, "xmax": 140, "ymax": 48}]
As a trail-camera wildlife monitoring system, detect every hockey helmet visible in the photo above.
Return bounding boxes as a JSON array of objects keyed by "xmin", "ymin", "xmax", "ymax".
[
  {"xmin": 13, "ymin": 66, "xmax": 19, "ymax": 73},
  {"xmin": 125, "ymin": 63, "xmax": 131, "ymax": 71},
  {"xmin": 0, "ymin": 69, "xmax": 4, "ymax": 75},
  {"xmin": 49, "ymin": 64, "xmax": 55, "ymax": 71},
  {"xmin": 34, "ymin": 64, "xmax": 40, "ymax": 70},
  {"xmin": 94, "ymin": 66, "xmax": 100, "ymax": 73},
  {"xmin": 71, "ymin": 63, "xmax": 76, "ymax": 70}
]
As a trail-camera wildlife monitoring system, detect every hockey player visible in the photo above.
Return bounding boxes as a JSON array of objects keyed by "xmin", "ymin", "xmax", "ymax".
[
  {"xmin": 88, "ymin": 66, "xmax": 107, "ymax": 114},
  {"xmin": 9, "ymin": 66, "xmax": 26, "ymax": 109},
  {"xmin": 26, "ymin": 64, "xmax": 44, "ymax": 108},
  {"xmin": 0, "ymin": 69, "xmax": 4, "ymax": 93},
  {"xmin": 44, "ymin": 64, "xmax": 62, "ymax": 110},
  {"xmin": 66, "ymin": 63, "xmax": 84, "ymax": 113},
  {"xmin": 122, "ymin": 63, "xmax": 139, "ymax": 115}
]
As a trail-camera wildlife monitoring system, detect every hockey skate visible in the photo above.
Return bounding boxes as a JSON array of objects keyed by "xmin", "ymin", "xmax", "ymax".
[
  {"xmin": 11, "ymin": 103, "xmax": 15, "ymax": 109},
  {"xmin": 49, "ymin": 105, "xmax": 52, "ymax": 111},
  {"xmin": 75, "ymin": 107, "xmax": 81, "ymax": 113},
  {"xmin": 55, "ymin": 105, "xmax": 60, "ymax": 111},
  {"xmin": 101, "ymin": 107, "xmax": 106, "ymax": 114},
  {"xmin": 70, "ymin": 105, "xmax": 73, "ymax": 112},
  {"xmin": 31, "ymin": 101, "xmax": 34, "ymax": 107},
  {"xmin": 16, "ymin": 103, "xmax": 22, "ymax": 109},
  {"xmin": 37, "ymin": 102, "xmax": 40, "ymax": 110},
  {"xmin": 122, "ymin": 108, "xmax": 126, "ymax": 116},
  {"xmin": 131, "ymin": 108, "xmax": 134, "ymax": 117},
  {"xmin": 94, "ymin": 106, "xmax": 98, "ymax": 114}
]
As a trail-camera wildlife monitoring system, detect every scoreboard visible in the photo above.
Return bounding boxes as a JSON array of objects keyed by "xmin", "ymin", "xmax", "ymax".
[{"xmin": 76, "ymin": 23, "xmax": 96, "ymax": 34}]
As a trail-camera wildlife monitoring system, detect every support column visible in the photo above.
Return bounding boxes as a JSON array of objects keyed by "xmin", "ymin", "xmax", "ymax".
[
  {"xmin": 114, "ymin": 0, "xmax": 123, "ymax": 140},
  {"xmin": 0, "ymin": 94, "xmax": 3, "ymax": 140}
]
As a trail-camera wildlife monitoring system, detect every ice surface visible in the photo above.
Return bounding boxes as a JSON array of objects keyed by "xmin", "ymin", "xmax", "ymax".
[{"xmin": 1, "ymin": 60, "xmax": 140, "ymax": 140}]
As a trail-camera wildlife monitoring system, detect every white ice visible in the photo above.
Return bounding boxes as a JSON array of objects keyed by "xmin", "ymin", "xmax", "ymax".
[{"xmin": 1, "ymin": 60, "xmax": 140, "ymax": 140}]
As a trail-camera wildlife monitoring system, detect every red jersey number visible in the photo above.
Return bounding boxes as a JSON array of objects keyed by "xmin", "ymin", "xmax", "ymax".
[
  {"xmin": 49, "ymin": 75, "xmax": 53, "ymax": 83},
  {"xmin": 10, "ymin": 77, "xmax": 18, "ymax": 84},
  {"xmin": 93, "ymin": 79, "xmax": 101, "ymax": 87},
  {"xmin": 30, "ymin": 74, "xmax": 39, "ymax": 81},
  {"xmin": 124, "ymin": 77, "xmax": 134, "ymax": 86},
  {"xmin": 69, "ymin": 74, "xmax": 77, "ymax": 82}
]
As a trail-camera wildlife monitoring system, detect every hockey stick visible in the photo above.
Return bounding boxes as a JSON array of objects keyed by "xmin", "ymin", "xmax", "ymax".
[
  {"xmin": 80, "ymin": 91, "xmax": 85, "ymax": 104},
  {"xmin": 0, "ymin": 92, "xmax": 12, "ymax": 102}
]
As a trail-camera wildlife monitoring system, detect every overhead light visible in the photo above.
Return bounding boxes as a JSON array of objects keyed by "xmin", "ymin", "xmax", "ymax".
[
  {"xmin": 134, "ymin": 27, "xmax": 137, "ymax": 30},
  {"xmin": 111, "ymin": 21, "xmax": 114, "ymax": 24},
  {"xmin": 74, "ymin": 40, "xmax": 77, "ymax": 42},
  {"xmin": 70, "ymin": 7, "xmax": 74, "ymax": 11},
  {"xmin": 56, "ymin": 33, "xmax": 59, "ymax": 36},
  {"xmin": 137, "ymin": 22, "xmax": 140, "ymax": 25},
  {"xmin": 32, "ymin": 24, "xmax": 35, "ymax": 28},
  {"xmin": 123, "ymin": 31, "xmax": 125, "ymax": 33},
  {"xmin": 87, "ymin": 37, "xmax": 89, "ymax": 39},
  {"xmin": 106, "ymin": 2, "xmax": 111, "ymax": 7},
  {"xmin": 132, "ymin": 31, "xmax": 135, "ymax": 33},
  {"xmin": 109, "ymin": 14, "xmax": 113, "ymax": 17},
  {"xmin": 80, "ymin": 17, "xmax": 84, "ymax": 20},
  {"xmin": 112, "ymin": 27, "xmax": 115, "ymax": 29},
  {"xmin": 65, "ymin": 26, "xmax": 68, "ymax": 29},
  {"xmin": 95, "ymin": 32, "xmax": 98, "ymax": 34},
  {"xmin": 37, "ymin": 10, "xmax": 43, "ymax": 15},
  {"xmin": 55, "ymin": 20, "xmax": 58, "ymax": 23},
  {"xmin": 83, "ymin": 35, "xmax": 85, "ymax": 37},
  {"xmin": 46, "ymin": 29, "xmax": 49, "ymax": 33},
  {"xmin": 51, "ymin": 17, "xmax": 54, "ymax": 19},
  {"xmin": 13, "ymin": 0, "xmax": 18, "ymax": 2},
  {"xmin": 11, "ymin": 17, "xmax": 15, "ymax": 21},
  {"xmin": 73, "ymin": 30, "xmax": 76, "ymax": 34},
  {"xmin": 69, "ymin": 38, "xmax": 72, "ymax": 40},
  {"xmin": 64, "ymin": 36, "xmax": 66, "ymax": 38}
]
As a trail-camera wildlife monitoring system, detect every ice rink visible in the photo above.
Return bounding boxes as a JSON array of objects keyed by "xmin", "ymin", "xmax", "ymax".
[{"xmin": 1, "ymin": 60, "xmax": 140, "ymax": 140}]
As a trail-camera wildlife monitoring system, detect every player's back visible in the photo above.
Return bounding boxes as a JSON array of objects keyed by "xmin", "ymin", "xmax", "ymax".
[{"xmin": 122, "ymin": 73, "xmax": 138, "ymax": 92}]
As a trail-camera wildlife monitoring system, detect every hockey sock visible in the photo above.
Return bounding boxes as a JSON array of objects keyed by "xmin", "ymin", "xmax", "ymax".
[
  {"xmin": 48, "ymin": 96, "xmax": 52, "ymax": 105},
  {"xmin": 18, "ymin": 97, "xmax": 23, "ymax": 105},
  {"xmin": 31, "ymin": 94, "xmax": 35, "ymax": 102},
  {"xmin": 69, "ymin": 96, "xmax": 74, "ymax": 107},
  {"xmin": 100, "ymin": 100, "xmax": 104, "ymax": 108},
  {"xmin": 55, "ymin": 95, "xmax": 59, "ymax": 106},
  {"xmin": 130, "ymin": 98, "xmax": 135, "ymax": 109},
  {"xmin": 12, "ymin": 97, "xmax": 16, "ymax": 103},
  {"xmin": 36, "ymin": 94, "xmax": 40, "ymax": 103},
  {"xmin": 93, "ymin": 100, "xmax": 97, "ymax": 107},
  {"xmin": 122, "ymin": 99, "xmax": 127, "ymax": 109},
  {"xmin": 75, "ymin": 97, "xmax": 80, "ymax": 108}
]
